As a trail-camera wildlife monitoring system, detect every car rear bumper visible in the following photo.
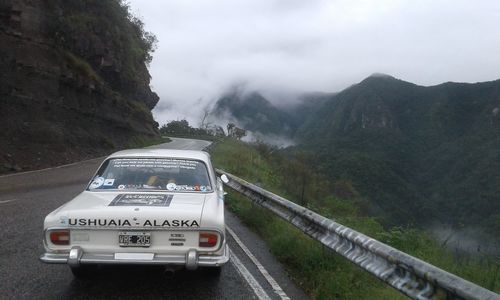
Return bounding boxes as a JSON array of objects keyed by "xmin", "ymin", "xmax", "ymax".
[{"xmin": 40, "ymin": 244, "xmax": 229, "ymax": 270}]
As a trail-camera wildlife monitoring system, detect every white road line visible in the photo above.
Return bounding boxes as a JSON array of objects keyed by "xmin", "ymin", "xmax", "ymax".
[
  {"xmin": 0, "ymin": 138, "xmax": 209, "ymax": 179},
  {"xmin": 0, "ymin": 199, "xmax": 17, "ymax": 204},
  {"xmin": 227, "ymin": 226, "xmax": 291, "ymax": 300},
  {"xmin": 0, "ymin": 157, "xmax": 106, "ymax": 178},
  {"xmin": 229, "ymin": 247, "xmax": 272, "ymax": 300}
]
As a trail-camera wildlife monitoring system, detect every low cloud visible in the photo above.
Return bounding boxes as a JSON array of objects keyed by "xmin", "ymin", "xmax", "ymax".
[{"xmin": 128, "ymin": 0, "xmax": 500, "ymax": 126}]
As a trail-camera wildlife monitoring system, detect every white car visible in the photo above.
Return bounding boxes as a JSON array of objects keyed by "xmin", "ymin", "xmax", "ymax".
[{"xmin": 40, "ymin": 149, "xmax": 229, "ymax": 277}]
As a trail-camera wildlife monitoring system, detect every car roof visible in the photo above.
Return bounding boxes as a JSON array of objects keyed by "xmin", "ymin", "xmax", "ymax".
[{"xmin": 107, "ymin": 149, "xmax": 211, "ymax": 163}]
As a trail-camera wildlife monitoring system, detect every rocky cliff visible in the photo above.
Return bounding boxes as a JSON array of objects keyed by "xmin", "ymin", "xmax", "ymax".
[{"xmin": 0, "ymin": 0, "xmax": 160, "ymax": 173}]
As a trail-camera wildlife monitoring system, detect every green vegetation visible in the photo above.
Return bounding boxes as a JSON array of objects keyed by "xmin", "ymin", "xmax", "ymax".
[
  {"xmin": 63, "ymin": 51, "xmax": 101, "ymax": 82},
  {"xmin": 294, "ymin": 76, "xmax": 500, "ymax": 234},
  {"xmin": 214, "ymin": 90, "xmax": 296, "ymax": 136},
  {"xmin": 47, "ymin": 0, "xmax": 157, "ymax": 94},
  {"xmin": 211, "ymin": 138, "xmax": 500, "ymax": 299},
  {"xmin": 159, "ymin": 119, "xmax": 225, "ymax": 141},
  {"xmin": 215, "ymin": 76, "xmax": 500, "ymax": 237}
]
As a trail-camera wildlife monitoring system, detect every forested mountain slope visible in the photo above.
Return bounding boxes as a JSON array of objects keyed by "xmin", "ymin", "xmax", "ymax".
[
  {"xmin": 296, "ymin": 75, "xmax": 500, "ymax": 232},
  {"xmin": 214, "ymin": 74, "xmax": 500, "ymax": 234},
  {"xmin": 213, "ymin": 90, "xmax": 296, "ymax": 136},
  {"xmin": 212, "ymin": 89, "xmax": 330, "ymax": 138}
]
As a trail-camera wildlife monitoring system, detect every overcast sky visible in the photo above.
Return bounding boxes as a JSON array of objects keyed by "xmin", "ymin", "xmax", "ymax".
[{"xmin": 128, "ymin": 0, "xmax": 500, "ymax": 125}]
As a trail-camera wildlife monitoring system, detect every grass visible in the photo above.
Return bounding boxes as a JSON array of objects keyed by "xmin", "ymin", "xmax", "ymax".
[
  {"xmin": 63, "ymin": 51, "xmax": 101, "ymax": 82},
  {"xmin": 211, "ymin": 138, "xmax": 500, "ymax": 299},
  {"xmin": 225, "ymin": 192, "xmax": 405, "ymax": 299}
]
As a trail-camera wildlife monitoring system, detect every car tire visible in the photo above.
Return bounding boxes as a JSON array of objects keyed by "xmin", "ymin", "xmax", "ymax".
[
  {"xmin": 201, "ymin": 266, "xmax": 222, "ymax": 277},
  {"xmin": 70, "ymin": 265, "xmax": 96, "ymax": 279}
]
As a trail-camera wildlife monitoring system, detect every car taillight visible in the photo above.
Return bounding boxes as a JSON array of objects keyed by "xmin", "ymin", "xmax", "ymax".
[
  {"xmin": 199, "ymin": 232, "xmax": 218, "ymax": 247},
  {"xmin": 50, "ymin": 230, "xmax": 70, "ymax": 245}
]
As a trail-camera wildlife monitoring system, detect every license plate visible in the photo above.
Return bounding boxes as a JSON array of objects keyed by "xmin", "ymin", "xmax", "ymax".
[{"xmin": 118, "ymin": 232, "xmax": 151, "ymax": 247}]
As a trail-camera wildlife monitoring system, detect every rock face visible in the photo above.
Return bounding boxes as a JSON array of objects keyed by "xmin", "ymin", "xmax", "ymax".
[{"xmin": 0, "ymin": 0, "xmax": 160, "ymax": 173}]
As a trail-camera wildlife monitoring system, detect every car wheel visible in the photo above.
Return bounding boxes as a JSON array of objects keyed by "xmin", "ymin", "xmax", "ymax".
[
  {"xmin": 70, "ymin": 265, "xmax": 96, "ymax": 279},
  {"xmin": 202, "ymin": 266, "xmax": 222, "ymax": 277}
]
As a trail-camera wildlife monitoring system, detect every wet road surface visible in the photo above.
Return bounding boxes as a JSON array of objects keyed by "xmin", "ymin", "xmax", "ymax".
[{"xmin": 0, "ymin": 138, "xmax": 308, "ymax": 300}]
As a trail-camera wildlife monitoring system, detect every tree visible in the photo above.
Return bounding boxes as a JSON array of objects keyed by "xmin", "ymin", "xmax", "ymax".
[
  {"xmin": 207, "ymin": 125, "xmax": 225, "ymax": 137},
  {"xmin": 159, "ymin": 119, "xmax": 193, "ymax": 135},
  {"xmin": 199, "ymin": 105, "xmax": 213, "ymax": 130},
  {"xmin": 233, "ymin": 127, "xmax": 246, "ymax": 140},
  {"xmin": 227, "ymin": 123, "xmax": 235, "ymax": 136},
  {"xmin": 227, "ymin": 123, "xmax": 246, "ymax": 140},
  {"xmin": 160, "ymin": 119, "xmax": 218, "ymax": 137}
]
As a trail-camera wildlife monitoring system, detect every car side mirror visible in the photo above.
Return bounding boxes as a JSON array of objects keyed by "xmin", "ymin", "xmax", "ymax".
[{"xmin": 220, "ymin": 174, "xmax": 229, "ymax": 184}]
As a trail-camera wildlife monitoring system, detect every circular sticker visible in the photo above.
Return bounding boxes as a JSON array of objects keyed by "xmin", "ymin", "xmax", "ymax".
[
  {"xmin": 166, "ymin": 183, "xmax": 176, "ymax": 191},
  {"xmin": 118, "ymin": 184, "xmax": 125, "ymax": 190},
  {"xmin": 200, "ymin": 186, "xmax": 207, "ymax": 192},
  {"xmin": 89, "ymin": 177, "xmax": 105, "ymax": 189}
]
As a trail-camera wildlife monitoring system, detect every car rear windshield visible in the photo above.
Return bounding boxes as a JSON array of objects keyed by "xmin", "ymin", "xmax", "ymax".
[{"xmin": 87, "ymin": 158, "xmax": 212, "ymax": 192}]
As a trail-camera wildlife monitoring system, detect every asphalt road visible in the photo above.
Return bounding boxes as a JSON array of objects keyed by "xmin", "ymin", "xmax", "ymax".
[
  {"xmin": 147, "ymin": 137, "xmax": 212, "ymax": 150},
  {"xmin": 0, "ymin": 138, "xmax": 309, "ymax": 300}
]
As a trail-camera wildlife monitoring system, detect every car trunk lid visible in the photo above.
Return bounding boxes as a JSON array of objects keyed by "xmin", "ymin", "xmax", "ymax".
[{"xmin": 59, "ymin": 191, "xmax": 206, "ymax": 228}]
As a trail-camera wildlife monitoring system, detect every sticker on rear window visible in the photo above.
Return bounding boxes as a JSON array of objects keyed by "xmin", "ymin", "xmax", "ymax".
[
  {"xmin": 89, "ymin": 177, "xmax": 105, "ymax": 189},
  {"xmin": 109, "ymin": 194, "xmax": 173, "ymax": 207},
  {"xmin": 104, "ymin": 178, "xmax": 115, "ymax": 186}
]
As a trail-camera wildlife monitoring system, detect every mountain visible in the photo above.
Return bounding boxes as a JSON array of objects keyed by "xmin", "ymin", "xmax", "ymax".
[
  {"xmin": 295, "ymin": 74, "xmax": 500, "ymax": 232},
  {"xmin": 212, "ymin": 88, "xmax": 331, "ymax": 138},
  {"xmin": 213, "ymin": 89, "xmax": 295, "ymax": 136},
  {"xmin": 0, "ymin": 0, "xmax": 160, "ymax": 173},
  {"xmin": 213, "ymin": 75, "xmax": 499, "ymax": 233}
]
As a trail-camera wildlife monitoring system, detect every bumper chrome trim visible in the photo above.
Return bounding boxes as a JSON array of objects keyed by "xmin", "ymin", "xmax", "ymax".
[
  {"xmin": 40, "ymin": 244, "xmax": 229, "ymax": 268},
  {"xmin": 67, "ymin": 246, "xmax": 83, "ymax": 267},
  {"xmin": 185, "ymin": 249, "xmax": 198, "ymax": 270}
]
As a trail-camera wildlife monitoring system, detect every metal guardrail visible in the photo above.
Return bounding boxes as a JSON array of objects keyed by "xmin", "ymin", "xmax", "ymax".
[{"xmin": 216, "ymin": 169, "xmax": 500, "ymax": 300}]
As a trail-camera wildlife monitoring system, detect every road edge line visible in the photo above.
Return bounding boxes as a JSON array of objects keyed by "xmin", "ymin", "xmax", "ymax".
[
  {"xmin": 229, "ymin": 247, "xmax": 272, "ymax": 300},
  {"xmin": 0, "ymin": 156, "xmax": 107, "ymax": 178},
  {"xmin": 227, "ymin": 226, "xmax": 291, "ymax": 300},
  {"xmin": 0, "ymin": 199, "xmax": 17, "ymax": 204}
]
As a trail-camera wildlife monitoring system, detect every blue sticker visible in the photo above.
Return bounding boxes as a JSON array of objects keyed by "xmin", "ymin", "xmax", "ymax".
[{"xmin": 59, "ymin": 216, "xmax": 69, "ymax": 226}]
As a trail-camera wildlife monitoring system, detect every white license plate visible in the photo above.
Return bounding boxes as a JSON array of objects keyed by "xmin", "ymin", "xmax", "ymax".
[{"xmin": 118, "ymin": 232, "xmax": 151, "ymax": 247}]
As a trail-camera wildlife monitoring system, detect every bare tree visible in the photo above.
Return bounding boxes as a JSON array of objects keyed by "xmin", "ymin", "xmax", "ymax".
[
  {"xmin": 233, "ymin": 127, "xmax": 246, "ymax": 140},
  {"xmin": 227, "ymin": 123, "xmax": 235, "ymax": 136},
  {"xmin": 199, "ymin": 105, "xmax": 212, "ymax": 130}
]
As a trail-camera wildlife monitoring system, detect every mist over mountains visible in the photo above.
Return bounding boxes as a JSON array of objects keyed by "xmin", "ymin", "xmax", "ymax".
[
  {"xmin": 212, "ymin": 74, "xmax": 500, "ymax": 234},
  {"xmin": 211, "ymin": 87, "xmax": 332, "ymax": 145}
]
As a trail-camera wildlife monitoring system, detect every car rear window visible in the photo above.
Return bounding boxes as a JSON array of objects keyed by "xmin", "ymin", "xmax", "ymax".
[{"xmin": 87, "ymin": 158, "xmax": 212, "ymax": 192}]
